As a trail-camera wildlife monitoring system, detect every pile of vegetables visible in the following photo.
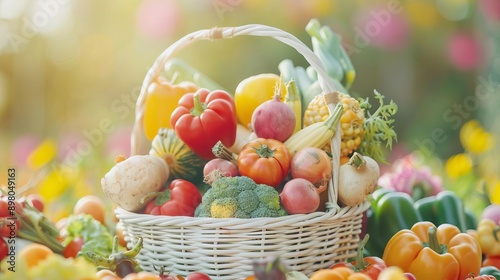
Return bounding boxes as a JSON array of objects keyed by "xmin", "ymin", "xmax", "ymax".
[{"xmin": 100, "ymin": 18, "xmax": 395, "ymax": 219}]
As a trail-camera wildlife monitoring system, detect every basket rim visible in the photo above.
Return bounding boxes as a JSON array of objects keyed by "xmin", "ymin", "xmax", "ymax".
[{"xmin": 115, "ymin": 200, "xmax": 370, "ymax": 228}]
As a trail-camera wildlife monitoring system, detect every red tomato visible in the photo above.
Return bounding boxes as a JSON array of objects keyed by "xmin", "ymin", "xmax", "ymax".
[
  {"xmin": 0, "ymin": 238, "xmax": 8, "ymax": 262},
  {"xmin": 1, "ymin": 196, "xmax": 26, "ymax": 218},
  {"xmin": 0, "ymin": 218, "xmax": 19, "ymax": 238},
  {"xmin": 0, "ymin": 196, "xmax": 21, "ymax": 217},
  {"xmin": 26, "ymin": 194, "xmax": 44, "ymax": 212},
  {"xmin": 185, "ymin": 272, "xmax": 211, "ymax": 280},
  {"xmin": 0, "ymin": 200, "xmax": 8, "ymax": 217},
  {"xmin": 63, "ymin": 236, "xmax": 84, "ymax": 258}
]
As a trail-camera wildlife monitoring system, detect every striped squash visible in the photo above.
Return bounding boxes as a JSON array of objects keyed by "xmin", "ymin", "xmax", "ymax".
[{"xmin": 149, "ymin": 128, "xmax": 205, "ymax": 183}]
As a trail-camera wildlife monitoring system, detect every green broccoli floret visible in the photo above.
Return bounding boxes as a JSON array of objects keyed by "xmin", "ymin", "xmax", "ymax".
[
  {"xmin": 237, "ymin": 189, "xmax": 260, "ymax": 213},
  {"xmin": 194, "ymin": 176, "xmax": 287, "ymax": 219},
  {"xmin": 254, "ymin": 184, "xmax": 282, "ymax": 210}
]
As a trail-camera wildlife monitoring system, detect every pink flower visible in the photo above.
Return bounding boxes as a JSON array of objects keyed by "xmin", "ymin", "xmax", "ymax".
[
  {"xmin": 136, "ymin": 0, "xmax": 180, "ymax": 40},
  {"xmin": 378, "ymin": 155, "xmax": 443, "ymax": 200},
  {"xmin": 10, "ymin": 134, "xmax": 41, "ymax": 166},
  {"xmin": 447, "ymin": 32, "xmax": 483, "ymax": 71},
  {"xmin": 354, "ymin": 6, "xmax": 410, "ymax": 50},
  {"xmin": 479, "ymin": 0, "xmax": 500, "ymax": 22}
]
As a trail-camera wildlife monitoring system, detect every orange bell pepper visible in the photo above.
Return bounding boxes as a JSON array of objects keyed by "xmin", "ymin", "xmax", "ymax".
[{"xmin": 382, "ymin": 221, "xmax": 482, "ymax": 280}]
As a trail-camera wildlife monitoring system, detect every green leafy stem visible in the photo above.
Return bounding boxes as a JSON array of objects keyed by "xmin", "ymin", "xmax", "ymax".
[{"xmin": 358, "ymin": 90, "xmax": 398, "ymax": 163}]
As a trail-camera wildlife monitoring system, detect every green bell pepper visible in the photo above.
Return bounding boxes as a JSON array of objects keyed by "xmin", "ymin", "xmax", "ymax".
[
  {"xmin": 480, "ymin": 266, "xmax": 500, "ymax": 280},
  {"xmin": 365, "ymin": 189, "xmax": 421, "ymax": 257},
  {"xmin": 413, "ymin": 195, "xmax": 439, "ymax": 225},
  {"xmin": 414, "ymin": 190, "xmax": 474, "ymax": 233},
  {"xmin": 465, "ymin": 208, "xmax": 478, "ymax": 230},
  {"xmin": 435, "ymin": 190, "xmax": 468, "ymax": 232}
]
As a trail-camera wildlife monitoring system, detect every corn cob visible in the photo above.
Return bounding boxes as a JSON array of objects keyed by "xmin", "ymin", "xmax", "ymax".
[
  {"xmin": 284, "ymin": 92, "xmax": 343, "ymax": 156},
  {"xmin": 285, "ymin": 80, "xmax": 302, "ymax": 134},
  {"xmin": 303, "ymin": 92, "xmax": 365, "ymax": 157}
]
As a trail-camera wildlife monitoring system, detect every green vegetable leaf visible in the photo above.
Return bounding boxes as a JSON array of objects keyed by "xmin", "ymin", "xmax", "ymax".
[
  {"xmin": 359, "ymin": 90, "xmax": 398, "ymax": 163},
  {"xmin": 64, "ymin": 214, "xmax": 114, "ymax": 259}
]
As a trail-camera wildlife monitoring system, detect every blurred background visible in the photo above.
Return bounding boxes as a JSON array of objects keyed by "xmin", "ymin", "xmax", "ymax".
[{"xmin": 0, "ymin": 0, "xmax": 499, "ymax": 219}]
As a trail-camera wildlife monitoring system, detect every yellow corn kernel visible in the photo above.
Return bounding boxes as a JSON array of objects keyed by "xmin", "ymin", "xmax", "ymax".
[{"xmin": 303, "ymin": 92, "xmax": 365, "ymax": 157}]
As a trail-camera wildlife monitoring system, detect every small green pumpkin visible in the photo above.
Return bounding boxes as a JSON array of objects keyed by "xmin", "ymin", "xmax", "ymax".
[{"xmin": 149, "ymin": 128, "xmax": 205, "ymax": 183}]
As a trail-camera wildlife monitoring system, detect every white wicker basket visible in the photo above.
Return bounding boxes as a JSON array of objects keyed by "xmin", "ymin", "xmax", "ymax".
[{"xmin": 115, "ymin": 24, "xmax": 370, "ymax": 279}]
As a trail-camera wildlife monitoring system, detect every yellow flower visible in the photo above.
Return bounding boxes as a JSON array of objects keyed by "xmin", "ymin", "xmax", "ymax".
[
  {"xmin": 27, "ymin": 139, "xmax": 57, "ymax": 169},
  {"xmin": 490, "ymin": 181, "xmax": 500, "ymax": 205},
  {"xmin": 404, "ymin": 0, "xmax": 441, "ymax": 28},
  {"xmin": 38, "ymin": 169, "xmax": 70, "ymax": 202},
  {"xmin": 445, "ymin": 153, "xmax": 473, "ymax": 179},
  {"xmin": 460, "ymin": 120, "xmax": 494, "ymax": 154}
]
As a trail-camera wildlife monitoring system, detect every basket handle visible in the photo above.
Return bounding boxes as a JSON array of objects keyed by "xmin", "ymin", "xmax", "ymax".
[{"xmin": 130, "ymin": 24, "xmax": 342, "ymax": 212}]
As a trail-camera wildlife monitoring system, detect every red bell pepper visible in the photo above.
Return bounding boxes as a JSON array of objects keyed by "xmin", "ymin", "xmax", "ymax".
[
  {"xmin": 330, "ymin": 234, "xmax": 386, "ymax": 280},
  {"xmin": 143, "ymin": 179, "xmax": 202, "ymax": 216},
  {"xmin": 170, "ymin": 88, "xmax": 237, "ymax": 160},
  {"xmin": 484, "ymin": 255, "xmax": 500, "ymax": 271}
]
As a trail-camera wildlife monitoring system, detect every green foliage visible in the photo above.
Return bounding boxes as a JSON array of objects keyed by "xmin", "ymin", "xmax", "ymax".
[{"xmin": 359, "ymin": 91, "xmax": 398, "ymax": 163}]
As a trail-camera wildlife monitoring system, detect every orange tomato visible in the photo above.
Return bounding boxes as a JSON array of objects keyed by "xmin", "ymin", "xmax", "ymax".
[
  {"xmin": 96, "ymin": 269, "xmax": 120, "ymax": 280},
  {"xmin": 237, "ymin": 138, "xmax": 291, "ymax": 187},
  {"xmin": 310, "ymin": 267, "xmax": 354, "ymax": 280},
  {"xmin": 122, "ymin": 271, "xmax": 162, "ymax": 280},
  {"xmin": 348, "ymin": 273, "xmax": 373, "ymax": 280},
  {"xmin": 73, "ymin": 195, "xmax": 106, "ymax": 224},
  {"xmin": 19, "ymin": 243, "xmax": 54, "ymax": 268}
]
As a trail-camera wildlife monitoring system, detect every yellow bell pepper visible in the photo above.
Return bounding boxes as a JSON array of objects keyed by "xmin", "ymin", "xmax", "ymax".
[
  {"xmin": 143, "ymin": 77, "xmax": 198, "ymax": 140},
  {"xmin": 234, "ymin": 73, "xmax": 286, "ymax": 128},
  {"xmin": 382, "ymin": 221, "xmax": 481, "ymax": 280},
  {"xmin": 477, "ymin": 218, "xmax": 500, "ymax": 256}
]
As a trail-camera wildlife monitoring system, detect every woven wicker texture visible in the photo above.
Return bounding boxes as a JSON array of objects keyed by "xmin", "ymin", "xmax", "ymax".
[{"xmin": 117, "ymin": 24, "xmax": 370, "ymax": 279}]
